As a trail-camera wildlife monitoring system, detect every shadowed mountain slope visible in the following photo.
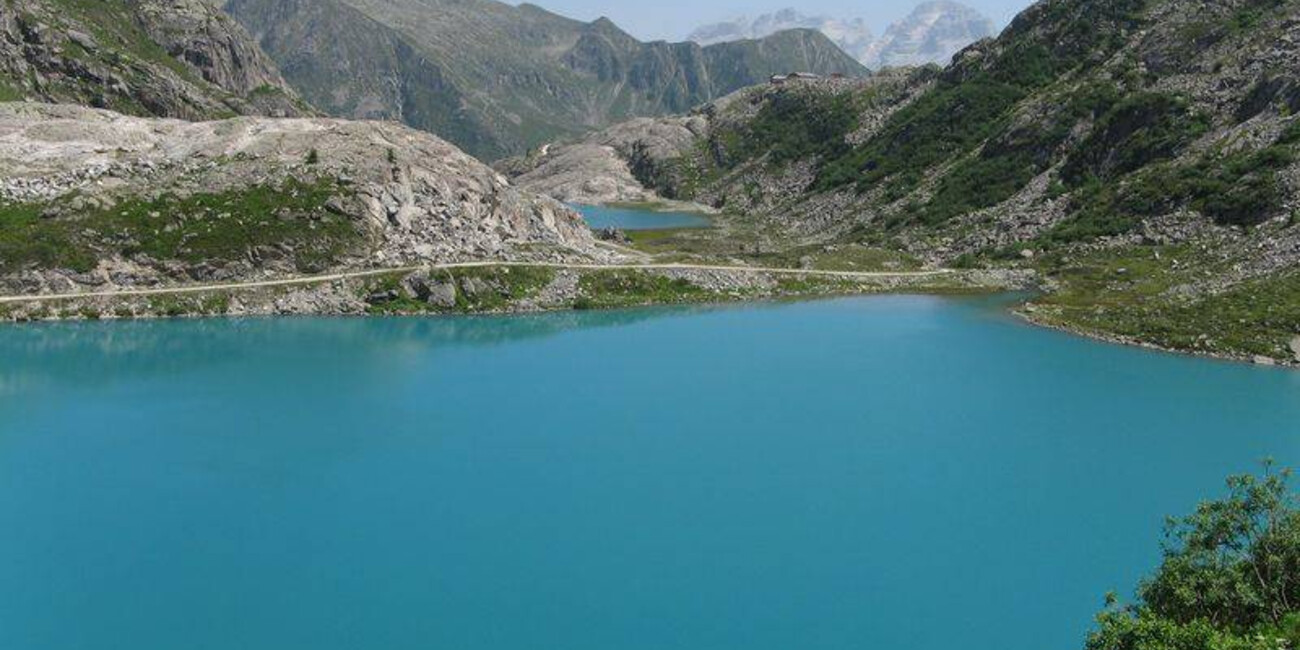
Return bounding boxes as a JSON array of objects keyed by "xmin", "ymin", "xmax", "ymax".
[{"xmin": 224, "ymin": 0, "xmax": 867, "ymax": 160}]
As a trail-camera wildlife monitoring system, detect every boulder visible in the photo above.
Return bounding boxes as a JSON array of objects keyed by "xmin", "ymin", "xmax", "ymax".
[
  {"xmin": 459, "ymin": 276, "xmax": 492, "ymax": 298},
  {"xmin": 594, "ymin": 227, "xmax": 630, "ymax": 243},
  {"xmin": 405, "ymin": 275, "xmax": 457, "ymax": 308},
  {"xmin": 1290, "ymin": 336, "xmax": 1300, "ymax": 362},
  {"xmin": 426, "ymin": 282, "xmax": 457, "ymax": 308},
  {"xmin": 365, "ymin": 289, "xmax": 400, "ymax": 305}
]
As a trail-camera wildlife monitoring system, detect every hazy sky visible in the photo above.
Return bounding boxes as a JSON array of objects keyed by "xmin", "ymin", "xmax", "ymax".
[{"xmin": 512, "ymin": 0, "xmax": 1034, "ymax": 42}]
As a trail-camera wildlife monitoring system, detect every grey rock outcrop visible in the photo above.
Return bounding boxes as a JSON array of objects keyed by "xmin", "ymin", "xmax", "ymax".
[
  {"xmin": 0, "ymin": 103, "xmax": 602, "ymax": 293},
  {"xmin": 501, "ymin": 116, "xmax": 709, "ymax": 205},
  {"xmin": 0, "ymin": 0, "xmax": 309, "ymax": 120},
  {"xmin": 132, "ymin": 0, "xmax": 306, "ymax": 115}
]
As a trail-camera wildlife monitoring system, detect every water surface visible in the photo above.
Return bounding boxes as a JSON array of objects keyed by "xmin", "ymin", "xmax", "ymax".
[
  {"xmin": 1, "ymin": 296, "xmax": 1296, "ymax": 650},
  {"xmin": 575, "ymin": 203, "xmax": 710, "ymax": 230}
]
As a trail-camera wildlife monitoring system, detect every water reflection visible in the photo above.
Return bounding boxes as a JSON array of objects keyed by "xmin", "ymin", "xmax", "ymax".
[{"xmin": 0, "ymin": 304, "xmax": 739, "ymax": 395}]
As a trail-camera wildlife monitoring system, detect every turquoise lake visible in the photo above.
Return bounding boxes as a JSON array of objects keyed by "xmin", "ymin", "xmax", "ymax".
[
  {"xmin": 2, "ymin": 295, "xmax": 1297, "ymax": 650},
  {"xmin": 574, "ymin": 204, "xmax": 711, "ymax": 230}
]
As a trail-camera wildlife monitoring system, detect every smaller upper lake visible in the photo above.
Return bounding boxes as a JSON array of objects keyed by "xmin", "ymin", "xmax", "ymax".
[{"xmin": 574, "ymin": 204, "xmax": 711, "ymax": 230}]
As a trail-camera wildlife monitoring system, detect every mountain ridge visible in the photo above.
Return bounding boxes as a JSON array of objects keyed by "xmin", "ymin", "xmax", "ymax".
[{"xmin": 223, "ymin": 0, "xmax": 867, "ymax": 160}]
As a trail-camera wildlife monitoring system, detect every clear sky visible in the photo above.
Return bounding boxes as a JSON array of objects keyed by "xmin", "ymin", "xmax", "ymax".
[{"xmin": 511, "ymin": 0, "xmax": 1035, "ymax": 42}]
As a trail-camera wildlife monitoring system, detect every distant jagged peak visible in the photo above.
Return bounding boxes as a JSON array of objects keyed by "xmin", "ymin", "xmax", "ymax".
[
  {"xmin": 687, "ymin": 1, "xmax": 996, "ymax": 70},
  {"xmin": 688, "ymin": 9, "xmax": 874, "ymax": 59},
  {"xmin": 861, "ymin": 0, "xmax": 996, "ymax": 69}
]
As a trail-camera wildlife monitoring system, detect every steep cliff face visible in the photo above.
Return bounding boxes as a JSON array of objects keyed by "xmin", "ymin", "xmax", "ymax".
[
  {"xmin": 510, "ymin": 0, "xmax": 1300, "ymax": 362},
  {"xmin": 0, "ymin": 103, "xmax": 597, "ymax": 295},
  {"xmin": 132, "ymin": 0, "xmax": 292, "ymax": 96},
  {"xmin": 0, "ymin": 0, "xmax": 309, "ymax": 119},
  {"xmin": 223, "ymin": 0, "xmax": 867, "ymax": 160}
]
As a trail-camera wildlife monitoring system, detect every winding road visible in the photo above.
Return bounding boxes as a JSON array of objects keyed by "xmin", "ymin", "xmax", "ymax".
[{"xmin": 0, "ymin": 261, "xmax": 956, "ymax": 304}]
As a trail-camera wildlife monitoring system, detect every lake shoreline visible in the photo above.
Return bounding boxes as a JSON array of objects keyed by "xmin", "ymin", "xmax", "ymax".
[
  {"xmin": 3, "ymin": 263, "xmax": 1290, "ymax": 370},
  {"xmin": 573, "ymin": 203, "xmax": 714, "ymax": 231},
  {"xmin": 1015, "ymin": 307, "xmax": 1299, "ymax": 369},
  {"xmin": 0, "ymin": 264, "xmax": 1030, "ymax": 323}
]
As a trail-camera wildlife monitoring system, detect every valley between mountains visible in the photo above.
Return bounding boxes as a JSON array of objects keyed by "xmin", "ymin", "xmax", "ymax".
[{"xmin": 1, "ymin": 0, "xmax": 1299, "ymax": 366}]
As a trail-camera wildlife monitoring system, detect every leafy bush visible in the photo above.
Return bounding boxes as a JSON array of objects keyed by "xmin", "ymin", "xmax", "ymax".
[
  {"xmin": 576, "ymin": 270, "xmax": 709, "ymax": 309},
  {"xmin": 1048, "ymin": 180, "xmax": 1146, "ymax": 242},
  {"xmin": 1182, "ymin": 144, "xmax": 1294, "ymax": 226},
  {"xmin": 1087, "ymin": 466, "xmax": 1300, "ymax": 650}
]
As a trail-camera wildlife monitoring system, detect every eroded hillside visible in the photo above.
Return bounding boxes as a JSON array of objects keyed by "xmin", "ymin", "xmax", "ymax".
[{"xmin": 0, "ymin": 103, "xmax": 598, "ymax": 298}]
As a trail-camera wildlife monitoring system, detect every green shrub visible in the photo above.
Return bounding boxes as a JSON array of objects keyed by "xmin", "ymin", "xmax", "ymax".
[
  {"xmin": 576, "ymin": 270, "xmax": 709, "ymax": 309},
  {"xmin": 911, "ymin": 81, "xmax": 1125, "ymax": 226},
  {"xmin": 816, "ymin": 76, "xmax": 1030, "ymax": 197},
  {"xmin": 1050, "ymin": 127, "xmax": 1299, "ymax": 241},
  {"xmin": 1086, "ymin": 466, "xmax": 1300, "ymax": 650},
  {"xmin": 813, "ymin": 0, "xmax": 1149, "ymax": 199},
  {"xmin": 730, "ymin": 90, "xmax": 859, "ymax": 168},
  {"xmin": 1062, "ymin": 93, "xmax": 1209, "ymax": 185},
  {"xmin": 0, "ymin": 178, "xmax": 361, "ymax": 274},
  {"xmin": 0, "ymin": 203, "xmax": 97, "ymax": 273}
]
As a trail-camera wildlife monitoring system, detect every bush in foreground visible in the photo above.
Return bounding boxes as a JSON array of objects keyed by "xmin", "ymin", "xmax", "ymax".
[{"xmin": 1088, "ymin": 464, "xmax": 1300, "ymax": 650}]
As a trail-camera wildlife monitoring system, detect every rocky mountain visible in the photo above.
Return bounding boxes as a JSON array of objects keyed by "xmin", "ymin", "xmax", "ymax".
[
  {"xmin": 501, "ymin": 70, "xmax": 936, "ymax": 208},
  {"xmin": 509, "ymin": 0, "xmax": 1300, "ymax": 364},
  {"xmin": 0, "ymin": 102, "xmax": 598, "ymax": 299},
  {"xmin": 687, "ymin": 2, "xmax": 995, "ymax": 69},
  {"xmin": 688, "ymin": 10, "xmax": 877, "ymax": 63},
  {"xmin": 498, "ymin": 113, "xmax": 712, "ymax": 206},
  {"xmin": 222, "ymin": 0, "xmax": 867, "ymax": 161},
  {"xmin": 861, "ymin": 1, "xmax": 997, "ymax": 69},
  {"xmin": 0, "ymin": 0, "xmax": 310, "ymax": 119}
]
